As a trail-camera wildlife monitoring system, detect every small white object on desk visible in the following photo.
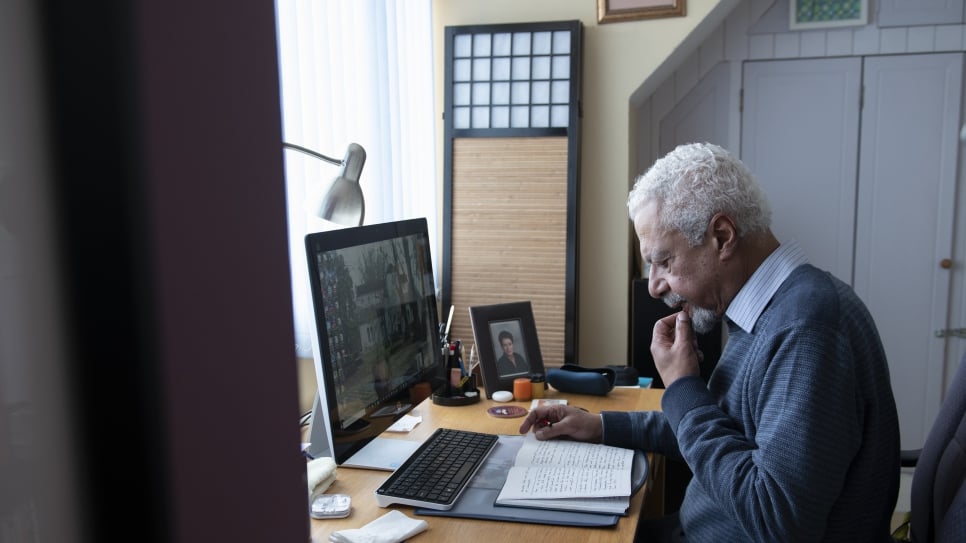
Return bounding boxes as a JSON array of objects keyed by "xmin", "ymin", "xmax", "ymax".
[
  {"xmin": 328, "ymin": 510, "xmax": 428, "ymax": 543},
  {"xmin": 385, "ymin": 414, "xmax": 422, "ymax": 433},
  {"xmin": 530, "ymin": 398, "xmax": 567, "ymax": 409},
  {"xmin": 492, "ymin": 390, "xmax": 513, "ymax": 402}
]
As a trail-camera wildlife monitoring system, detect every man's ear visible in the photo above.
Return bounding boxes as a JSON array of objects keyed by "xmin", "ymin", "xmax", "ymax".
[{"xmin": 708, "ymin": 213, "xmax": 738, "ymax": 258}]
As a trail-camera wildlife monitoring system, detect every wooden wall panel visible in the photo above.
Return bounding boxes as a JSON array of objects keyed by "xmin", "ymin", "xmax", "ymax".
[{"xmin": 448, "ymin": 136, "xmax": 569, "ymax": 367}]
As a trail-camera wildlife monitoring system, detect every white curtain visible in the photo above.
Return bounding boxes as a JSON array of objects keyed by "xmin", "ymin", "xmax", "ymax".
[{"xmin": 275, "ymin": 0, "xmax": 438, "ymax": 357}]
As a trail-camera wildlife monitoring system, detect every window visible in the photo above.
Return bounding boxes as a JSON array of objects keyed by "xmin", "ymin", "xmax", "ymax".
[
  {"xmin": 450, "ymin": 29, "xmax": 573, "ymax": 129},
  {"xmin": 275, "ymin": 0, "xmax": 438, "ymax": 357}
]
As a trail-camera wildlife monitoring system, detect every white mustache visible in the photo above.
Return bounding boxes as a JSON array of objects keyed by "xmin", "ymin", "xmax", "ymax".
[{"xmin": 663, "ymin": 292, "xmax": 686, "ymax": 309}]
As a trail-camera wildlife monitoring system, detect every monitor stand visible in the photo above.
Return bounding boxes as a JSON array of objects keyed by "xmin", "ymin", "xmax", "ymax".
[{"xmin": 303, "ymin": 392, "xmax": 420, "ymax": 471}]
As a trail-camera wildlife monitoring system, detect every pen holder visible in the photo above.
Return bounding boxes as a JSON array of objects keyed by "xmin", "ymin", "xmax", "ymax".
[{"xmin": 432, "ymin": 374, "xmax": 480, "ymax": 406}]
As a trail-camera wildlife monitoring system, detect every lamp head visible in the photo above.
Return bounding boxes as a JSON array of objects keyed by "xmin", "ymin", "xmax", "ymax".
[{"xmin": 318, "ymin": 143, "xmax": 366, "ymax": 227}]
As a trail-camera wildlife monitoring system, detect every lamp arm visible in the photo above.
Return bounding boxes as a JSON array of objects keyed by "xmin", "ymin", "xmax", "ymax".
[{"xmin": 282, "ymin": 142, "xmax": 342, "ymax": 166}]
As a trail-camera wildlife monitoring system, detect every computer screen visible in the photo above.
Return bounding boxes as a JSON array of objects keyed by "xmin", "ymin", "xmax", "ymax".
[{"xmin": 304, "ymin": 218, "xmax": 441, "ymax": 466}]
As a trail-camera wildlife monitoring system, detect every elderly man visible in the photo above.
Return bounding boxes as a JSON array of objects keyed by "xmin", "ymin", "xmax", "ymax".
[{"xmin": 521, "ymin": 143, "xmax": 900, "ymax": 542}]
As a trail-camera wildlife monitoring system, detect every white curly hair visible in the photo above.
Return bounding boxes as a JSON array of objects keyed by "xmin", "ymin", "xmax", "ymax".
[{"xmin": 627, "ymin": 142, "xmax": 772, "ymax": 246}]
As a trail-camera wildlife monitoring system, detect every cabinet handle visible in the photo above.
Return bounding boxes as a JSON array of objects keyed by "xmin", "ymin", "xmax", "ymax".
[
  {"xmin": 935, "ymin": 328, "xmax": 966, "ymax": 339},
  {"xmin": 940, "ymin": 258, "xmax": 953, "ymax": 269}
]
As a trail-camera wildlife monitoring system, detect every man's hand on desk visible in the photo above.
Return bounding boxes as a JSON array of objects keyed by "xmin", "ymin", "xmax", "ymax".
[{"xmin": 519, "ymin": 404, "xmax": 603, "ymax": 443}]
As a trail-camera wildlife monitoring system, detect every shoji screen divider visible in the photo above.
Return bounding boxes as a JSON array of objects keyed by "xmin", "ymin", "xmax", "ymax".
[{"xmin": 440, "ymin": 21, "xmax": 582, "ymax": 368}]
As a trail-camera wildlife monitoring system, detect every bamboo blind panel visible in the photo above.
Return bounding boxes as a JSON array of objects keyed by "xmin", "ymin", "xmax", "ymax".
[{"xmin": 448, "ymin": 136, "xmax": 569, "ymax": 368}]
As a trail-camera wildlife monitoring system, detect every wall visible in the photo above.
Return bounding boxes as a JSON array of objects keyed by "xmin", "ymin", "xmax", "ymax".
[
  {"xmin": 138, "ymin": 1, "xmax": 309, "ymax": 539},
  {"xmin": 639, "ymin": 0, "xmax": 966, "ymax": 162},
  {"xmin": 0, "ymin": 1, "xmax": 80, "ymax": 540},
  {"xmin": 433, "ymin": 0, "xmax": 739, "ymax": 366},
  {"xmin": 1, "ymin": 1, "xmax": 309, "ymax": 541}
]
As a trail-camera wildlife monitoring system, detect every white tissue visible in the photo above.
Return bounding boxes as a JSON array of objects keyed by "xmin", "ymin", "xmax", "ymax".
[
  {"xmin": 307, "ymin": 457, "xmax": 337, "ymax": 499},
  {"xmin": 385, "ymin": 414, "xmax": 422, "ymax": 433},
  {"xmin": 328, "ymin": 510, "xmax": 428, "ymax": 543}
]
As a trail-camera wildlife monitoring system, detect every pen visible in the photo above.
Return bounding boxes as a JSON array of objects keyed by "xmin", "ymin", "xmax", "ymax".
[
  {"xmin": 455, "ymin": 340, "xmax": 466, "ymax": 376},
  {"xmin": 467, "ymin": 345, "xmax": 477, "ymax": 374},
  {"xmin": 444, "ymin": 305, "xmax": 454, "ymax": 337}
]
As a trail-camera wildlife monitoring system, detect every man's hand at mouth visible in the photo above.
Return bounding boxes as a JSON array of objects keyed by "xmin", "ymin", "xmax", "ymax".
[{"xmin": 650, "ymin": 311, "xmax": 702, "ymax": 387}]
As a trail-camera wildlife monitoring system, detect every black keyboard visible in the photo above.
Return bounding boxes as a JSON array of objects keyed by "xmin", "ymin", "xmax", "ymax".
[{"xmin": 374, "ymin": 428, "xmax": 499, "ymax": 510}]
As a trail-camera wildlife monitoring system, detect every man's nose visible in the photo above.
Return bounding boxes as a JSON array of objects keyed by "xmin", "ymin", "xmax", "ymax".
[{"xmin": 647, "ymin": 267, "xmax": 667, "ymax": 299}]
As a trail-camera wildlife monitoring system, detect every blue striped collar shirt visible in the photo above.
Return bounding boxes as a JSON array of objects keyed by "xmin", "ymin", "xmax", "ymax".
[{"xmin": 725, "ymin": 240, "xmax": 808, "ymax": 334}]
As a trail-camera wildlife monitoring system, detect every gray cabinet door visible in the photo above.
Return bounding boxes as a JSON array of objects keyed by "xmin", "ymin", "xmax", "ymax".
[
  {"xmin": 742, "ymin": 53, "xmax": 965, "ymax": 449},
  {"xmin": 855, "ymin": 53, "xmax": 963, "ymax": 448},
  {"xmin": 878, "ymin": 0, "xmax": 965, "ymax": 27},
  {"xmin": 741, "ymin": 57, "xmax": 862, "ymax": 283}
]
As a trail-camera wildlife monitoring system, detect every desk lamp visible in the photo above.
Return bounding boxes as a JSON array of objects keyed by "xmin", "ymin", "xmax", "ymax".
[{"xmin": 283, "ymin": 142, "xmax": 366, "ymax": 227}]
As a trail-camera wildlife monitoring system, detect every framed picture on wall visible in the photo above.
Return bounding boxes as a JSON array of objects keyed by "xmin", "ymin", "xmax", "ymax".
[
  {"xmin": 469, "ymin": 301, "xmax": 545, "ymax": 398},
  {"xmin": 597, "ymin": 0, "xmax": 686, "ymax": 24},
  {"xmin": 789, "ymin": 0, "xmax": 868, "ymax": 31}
]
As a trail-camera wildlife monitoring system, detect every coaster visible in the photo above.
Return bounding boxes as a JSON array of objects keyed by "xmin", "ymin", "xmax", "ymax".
[{"xmin": 487, "ymin": 405, "xmax": 527, "ymax": 418}]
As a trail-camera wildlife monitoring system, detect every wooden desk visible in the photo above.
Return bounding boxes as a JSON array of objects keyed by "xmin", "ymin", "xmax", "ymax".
[{"xmin": 310, "ymin": 387, "xmax": 663, "ymax": 543}]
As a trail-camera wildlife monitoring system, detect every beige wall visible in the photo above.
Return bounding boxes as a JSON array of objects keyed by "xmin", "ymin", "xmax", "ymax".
[{"xmin": 433, "ymin": 0, "xmax": 730, "ymax": 366}]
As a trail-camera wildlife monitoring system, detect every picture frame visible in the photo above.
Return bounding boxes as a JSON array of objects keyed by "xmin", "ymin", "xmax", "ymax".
[
  {"xmin": 789, "ymin": 0, "xmax": 867, "ymax": 31},
  {"xmin": 469, "ymin": 301, "xmax": 545, "ymax": 399},
  {"xmin": 597, "ymin": 0, "xmax": 686, "ymax": 24}
]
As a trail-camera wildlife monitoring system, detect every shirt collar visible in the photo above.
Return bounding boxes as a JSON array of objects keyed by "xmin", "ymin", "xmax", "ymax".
[{"xmin": 725, "ymin": 240, "xmax": 808, "ymax": 333}]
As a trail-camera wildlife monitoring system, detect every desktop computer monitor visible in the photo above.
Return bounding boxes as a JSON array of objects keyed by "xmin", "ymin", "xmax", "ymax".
[{"xmin": 303, "ymin": 218, "xmax": 441, "ymax": 469}]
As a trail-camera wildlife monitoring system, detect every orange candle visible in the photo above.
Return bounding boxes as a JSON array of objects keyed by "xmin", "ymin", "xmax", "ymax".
[{"xmin": 513, "ymin": 377, "xmax": 532, "ymax": 401}]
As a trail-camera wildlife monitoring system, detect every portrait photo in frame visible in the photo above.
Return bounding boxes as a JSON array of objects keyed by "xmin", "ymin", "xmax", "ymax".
[{"xmin": 468, "ymin": 301, "xmax": 545, "ymax": 399}]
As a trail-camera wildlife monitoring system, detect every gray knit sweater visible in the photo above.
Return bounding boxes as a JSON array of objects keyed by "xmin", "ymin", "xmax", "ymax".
[{"xmin": 603, "ymin": 264, "xmax": 900, "ymax": 542}]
